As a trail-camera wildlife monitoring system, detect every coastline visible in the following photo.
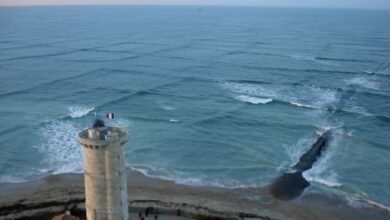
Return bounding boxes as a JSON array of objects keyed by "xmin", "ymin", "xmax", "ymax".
[{"xmin": 0, "ymin": 168, "xmax": 389, "ymax": 220}]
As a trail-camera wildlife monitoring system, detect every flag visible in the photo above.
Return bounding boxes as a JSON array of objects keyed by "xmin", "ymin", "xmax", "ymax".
[{"xmin": 106, "ymin": 112, "xmax": 114, "ymax": 119}]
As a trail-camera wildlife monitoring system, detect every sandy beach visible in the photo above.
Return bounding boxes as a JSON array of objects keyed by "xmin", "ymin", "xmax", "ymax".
[{"xmin": 0, "ymin": 168, "xmax": 388, "ymax": 220}]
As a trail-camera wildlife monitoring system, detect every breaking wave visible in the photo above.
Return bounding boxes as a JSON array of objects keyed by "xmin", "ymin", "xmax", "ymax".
[
  {"xmin": 105, "ymin": 118, "xmax": 132, "ymax": 129},
  {"xmin": 283, "ymin": 134, "xmax": 317, "ymax": 165},
  {"xmin": 221, "ymin": 81, "xmax": 338, "ymax": 110},
  {"xmin": 302, "ymin": 128, "xmax": 343, "ymax": 188},
  {"xmin": 289, "ymin": 101, "xmax": 322, "ymax": 110},
  {"xmin": 34, "ymin": 121, "xmax": 83, "ymax": 174},
  {"xmin": 68, "ymin": 106, "xmax": 95, "ymax": 118},
  {"xmin": 235, "ymin": 95, "xmax": 273, "ymax": 104},
  {"xmin": 282, "ymin": 126, "xmax": 345, "ymax": 190},
  {"xmin": 345, "ymin": 76, "xmax": 380, "ymax": 90},
  {"xmin": 345, "ymin": 195, "xmax": 390, "ymax": 212}
]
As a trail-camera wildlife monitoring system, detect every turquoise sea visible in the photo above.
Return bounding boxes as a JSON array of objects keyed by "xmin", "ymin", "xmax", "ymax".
[{"xmin": 0, "ymin": 6, "xmax": 389, "ymax": 206}]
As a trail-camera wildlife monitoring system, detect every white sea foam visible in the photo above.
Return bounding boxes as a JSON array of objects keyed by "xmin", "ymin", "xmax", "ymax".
[
  {"xmin": 157, "ymin": 101, "xmax": 176, "ymax": 111},
  {"xmin": 68, "ymin": 106, "xmax": 94, "ymax": 118},
  {"xmin": 303, "ymin": 164, "xmax": 341, "ymax": 189},
  {"xmin": 290, "ymin": 54, "xmax": 312, "ymax": 61},
  {"xmin": 222, "ymin": 82, "xmax": 279, "ymax": 97},
  {"xmin": 235, "ymin": 95, "xmax": 273, "ymax": 104},
  {"xmin": 169, "ymin": 119, "xmax": 179, "ymax": 123},
  {"xmin": 131, "ymin": 165, "xmax": 179, "ymax": 182},
  {"xmin": 0, "ymin": 175, "xmax": 27, "ymax": 183},
  {"xmin": 221, "ymin": 82, "xmax": 338, "ymax": 110},
  {"xmin": 290, "ymin": 101, "xmax": 307, "ymax": 107},
  {"xmin": 301, "ymin": 86, "xmax": 338, "ymax": 109},
  {"xmin": 345, "ymin": 76, "xmax": 379, "ymax": 90},
  {"xmin": 302, "ymin": 128, "xmax": 342, "ymax": 188},
  {"xmin": 362, "ymin": 198, "xmax": 390, "ymax": 212},
  {"xmin": 345, "ymin": 195, "xmax": 366, "ymax": 208},
  {"xmin": 276, "ymin": 161, "xmax": 291, "ymax": 172},
  {"xmin": 34, "ymin": 121, "xmax": 83, "ymax": 174},
  {"xmin": 348, "ymin": 105, "xmax": 373, "ymax": 117},
  {"xmin": 283, "ymin": 135, "xmax": 316, "ymax": 164},
  {"xmin": 316, "ymin": 125, "xmax": 343, "ymax": 135},
  {"xmin": 345, "ymin": 195, "xmax": 390, "ymax": 212},
  {"xmin": 106, "ymin": 118, "xmax": 132, "ymax": 128},
  {"xmin": 310, "ymin": 173, "xmax": 342, "ymax": 187},
  {"xmin": 131, "ymin": 165, "xmax": 257, "ymax": 189},
  {"xmin": 170, "ymin": 172, "xmax": 256, "ymax": 189},
  {"xmin": 290, "ymin": 101, "xmax": 320, "ymax": 110},
  {"xmin": 0, "ymin": 167, "xmax": 51, "ymax": 183},
  {"xmin": 364, "ymin": 70, "xmax": 374, "ymax": 74},
  {"xmin": 162, "ymin": 105, "xmax": 175, "ymax": 111},
  {"xmin": 283, "ymin": 126, "xmax": 343, "ymax": 189}
]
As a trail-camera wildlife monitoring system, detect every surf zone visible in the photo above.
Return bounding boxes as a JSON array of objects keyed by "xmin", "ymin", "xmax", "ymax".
[{"xmin": 268, "ymin": 130, "xmax": 332, "ymax": 200}]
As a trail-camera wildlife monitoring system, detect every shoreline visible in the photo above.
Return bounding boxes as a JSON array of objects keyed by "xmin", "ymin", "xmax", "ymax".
[{"xmin": 0, "ymin": 169, "xmax": 389, "ymax": 220}]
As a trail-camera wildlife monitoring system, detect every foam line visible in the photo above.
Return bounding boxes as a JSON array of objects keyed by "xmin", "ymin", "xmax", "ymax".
[
  {"xmin": 68, "ymin": 106, "xmax": 94, "ymax": 119},
  {"xmin": 227, "ymin": 79, "xmax": 390, "ymax": 99},
  {"xmin": 235, "ymin": 95, "xmax": 273, "ymax": 104},
  {"xmin": 34, "ymin": 121, "xmax": 83, "ymax": 174}
]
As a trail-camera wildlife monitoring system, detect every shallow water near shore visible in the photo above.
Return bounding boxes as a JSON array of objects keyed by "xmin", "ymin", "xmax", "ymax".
[
  {"xmin": 0, "ymin": 6, "xmax": 389, "ymax": 207},
  {"xmin": 0, "ymin": 171, "xmax": 389, "ymax": 220}
]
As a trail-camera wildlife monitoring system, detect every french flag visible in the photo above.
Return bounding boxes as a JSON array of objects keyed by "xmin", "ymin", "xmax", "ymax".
[{"xmin": 105, "ymin": 112, "xmax": 114, "ymax": 119}]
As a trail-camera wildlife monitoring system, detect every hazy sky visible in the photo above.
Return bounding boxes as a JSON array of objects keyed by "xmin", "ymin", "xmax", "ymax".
[{"xmin": 0, "ymin": 0, "xmax": 389, "ymax": 10}]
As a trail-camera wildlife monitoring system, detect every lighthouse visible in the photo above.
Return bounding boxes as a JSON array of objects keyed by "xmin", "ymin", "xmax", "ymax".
[{"xmin": 78, "ymin": 120, "xmax": 129, "ymax": 220}]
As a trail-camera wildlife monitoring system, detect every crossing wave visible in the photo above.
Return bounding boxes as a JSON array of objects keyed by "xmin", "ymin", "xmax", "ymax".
[
  {"xmin": 227, "ymin": 79, "xmax": 390, "ymax": 99},
  {"xmin": 68, "ymin": 106, "xmax": 94, "ymax": 118},
  {"xmin": 220, "ymin": 81, "xmax": 390, "ymax": 121},
  {"xmin": 235, "ymin": 95, "xmax": 273, "ymax": 104},
  {"xmin": 220, "ymin": 81, "xmax": 338, "ymax": 110}
]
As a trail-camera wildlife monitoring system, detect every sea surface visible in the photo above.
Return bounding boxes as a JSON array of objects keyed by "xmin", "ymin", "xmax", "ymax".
[{"xmin": 0, "ymin": 6, "xmax": 389, "ymax": 206}]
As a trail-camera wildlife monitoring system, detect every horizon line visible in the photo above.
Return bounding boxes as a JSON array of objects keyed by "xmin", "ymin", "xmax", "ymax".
[{"xmin": 0, "ymin": 3, "xmax": 389, "ymax": 11}]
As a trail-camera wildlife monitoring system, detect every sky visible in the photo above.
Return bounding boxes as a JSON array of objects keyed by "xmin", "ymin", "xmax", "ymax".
[{"xmin": 0, "ymin": 0, "xmax": 389, "ymax": 10}]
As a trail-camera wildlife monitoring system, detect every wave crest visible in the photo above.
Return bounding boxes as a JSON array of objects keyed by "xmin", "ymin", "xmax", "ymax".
[
  {"xmin": 68, "ymin": 106, "xmax": 94, "ymax": 118},
  {"xmin": 221, "ymin": 81, "xmax": 338, "ymax": 109},
  {"xmin": 236, "ymin": 95, "xmax": 273, "ymax": 104}
]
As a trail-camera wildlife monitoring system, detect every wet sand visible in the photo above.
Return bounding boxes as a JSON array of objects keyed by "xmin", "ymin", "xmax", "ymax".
[{"xmin": 0, "ymin": 168, "xmax": 389, "ymax": 220}]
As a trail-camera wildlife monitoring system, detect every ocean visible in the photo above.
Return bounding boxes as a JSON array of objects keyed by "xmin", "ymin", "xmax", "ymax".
[{"xmin": 0, "ymin": 6, "xmax": 389, "ymax": 206}]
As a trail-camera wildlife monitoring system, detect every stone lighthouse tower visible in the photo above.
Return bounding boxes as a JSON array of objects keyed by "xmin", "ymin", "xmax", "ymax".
[{"xmin": 78, "ymin": 120, "xmax": 129, "ymax": 220}]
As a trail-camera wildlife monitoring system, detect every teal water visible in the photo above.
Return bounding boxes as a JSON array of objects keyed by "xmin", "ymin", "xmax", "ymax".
[{"xmin": 0, "ymin": 6, "xmax": 389, "ymax": 206}]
